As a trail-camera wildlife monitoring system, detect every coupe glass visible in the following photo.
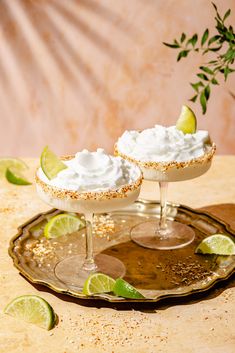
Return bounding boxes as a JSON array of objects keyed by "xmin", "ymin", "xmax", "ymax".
[
  {"xmin": 35, "ymin": 163, "xmax": 142, "ymax": 289},
  {"xmin": 116, "ymin": 144, "xmax": 216, "ymax": 250}
]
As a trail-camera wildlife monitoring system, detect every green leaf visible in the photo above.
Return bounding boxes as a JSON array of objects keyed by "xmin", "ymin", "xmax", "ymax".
[
  {"xmin": 177, "ymin": 50, "xmax": 190, "ymax": 61},
  {"xmin": 200, "ymin": 66, "xmax": 214, "ymax": 75},
  {"xmin": 225, "ymin": 31, "xmax": 235, "ymax": 41},
  {"xmin": 224, "ymin": 68, "xmax": 229, "ymax": 80},
  {"xmin": 200, "ymin": 91, "xmax": 207, "ymax": 114},
  {"xmin": 189, "ymin": 94, "xmax": 198, "ymax": 102},
  {"xmin": 209, "ymin": 45, "xmax": 222, "ymax": 52},
  {"xmin": 214, "ymin": 65, "xmax": 222, "ymax": 71},
  {"xmin": 222, "ymin": 48, "xmax": 235, "ymax": 61},
  {"xmin": 212, "ymin": 2, "xmax": 218, "ymax": 12},
  {"xmin": 208, "ymin": 35, "xmax": 220, "ymax": 45},
  {"xmin": 190, "ymin": 81, "xmax": 204, "ymax": 92},
  {"xmin": 180, "ymin": 33, "xmax": 186, "ymax": 43},
  {"xmin": 212, "ymin": 2, "xmax": 222, "ymax": 21},
  {"xmin": 186, "ymin": 33, "xmax": 198, "ymax": 47},
  {"xmin": 202, "ymin": 49, "xmax": 210, "ymax": 55},
  {"xmin": 197, "ymin": 73, "xmax": 209, "ymax": 81},
  {"xmin": 201, "ymin": 29, "xmax": 209, "ymax": 46},
  {"xmin": 174, "ymin": 39, "xmax": 180, "ymax": 46},
  {"xmin": 211, "ymin": 78, "xmax": 219, "ymax": 85},
  {"xmin": 163, "ymin": 42, "xmax": 180, "ymax": 48},
  {"xmin": 204, "ymin": 85, "xmax": 211, "ymax": 100},
  {"xmin": 215, "ymin": 20, "xmax": 226, "ymax": 36},
  {"xmin": 223, "ymin": 9, "xmax": 231, "ymax": 22},
  {"xmin": 222, "ymin": 66, "xmax": 235, "ymax": 81}
]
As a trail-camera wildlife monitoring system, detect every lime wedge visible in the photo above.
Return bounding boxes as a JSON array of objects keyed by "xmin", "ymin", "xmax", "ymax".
[
  {"xmin": 40, "ymin": 146, "xmax": 67, "ymax": 180},
  {"xmin": 176, "ymin": 105, "xmax": 197, "ymax": 134},
  {"xmin": 195, "ymin": 234, "xmax": 235, "ymax": 255},
  {"xmin": 83, "ymin": 273, "xmax": 116, "ymax": 295},
  {"xmin": 0, "ymin": 158, "xmax": 28, "ymax": 177},
  {"xmin": 4, "ymin": 295, "xmax": 56, "ymax": 330},
  {"xmin": 6, "ymin": 167, "xmax": 32, "ymax": 185},
  {"xmin": 113, "ymin": 278, "xmax": 145, "ymax": 299},
  {"xmin": 44, "ymin": 213, "xmax": 85, "ymax": 239}
]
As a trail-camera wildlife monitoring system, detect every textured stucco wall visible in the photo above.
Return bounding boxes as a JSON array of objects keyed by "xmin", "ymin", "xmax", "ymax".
[{"xmin": 0, "ymin": 0, "xmax": 234, "ymax": 156}]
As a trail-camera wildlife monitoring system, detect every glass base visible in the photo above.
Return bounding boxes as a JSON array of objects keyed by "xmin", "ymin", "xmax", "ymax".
[
  {"xmin": 54, "ymin": 254, "xmax": 126, "ymax": 290},
  {"xmin": 131, "ymin": 220, "xmax": 195, "ymax": 250}
]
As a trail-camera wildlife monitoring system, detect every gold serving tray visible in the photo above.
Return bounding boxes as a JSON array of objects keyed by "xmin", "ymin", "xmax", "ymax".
[{"xmin": 9, "ymin": 200, "xmax": 235, "ymax": 303}]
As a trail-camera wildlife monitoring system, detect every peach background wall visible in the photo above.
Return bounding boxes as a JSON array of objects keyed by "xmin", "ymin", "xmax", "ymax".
[{"xmin": 0, "ymin": 0, "xmax": 234, "ymax": 157}]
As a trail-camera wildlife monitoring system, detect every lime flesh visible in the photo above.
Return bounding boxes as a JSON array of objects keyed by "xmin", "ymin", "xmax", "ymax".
[
  {"xmin": 4, "ymin": 295, "xmax": 56, "ymax": 330},
  {"xmin": 195, "ymin": 234, "xmax": 235, "ymax": 255},
  {"xmin": 176, "ymin": 105, "xmax": 197, "ymax": 134},
  {"xmin": 113, "ymin": 278, "xmax": 145, "ymax": 299},
  {"xmin": 83, "ymin": 273, "xmax": 116, "ymax": 295},
  {"xmin": 44, "ymin": 213, "xmax": 85, "ymax": 239},
  {"xmin": 40, "ymin": 146, "xmax": 67, "ymax": 180}
]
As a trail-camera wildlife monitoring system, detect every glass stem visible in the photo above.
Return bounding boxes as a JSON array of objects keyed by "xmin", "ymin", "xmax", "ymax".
[
  {"xmin": 159, "ymin": 181, "xmax": 168, "ymax": 233},
  {"xmin": 82, "ymin": 213, "xmax": 98, "ymax": 272}
]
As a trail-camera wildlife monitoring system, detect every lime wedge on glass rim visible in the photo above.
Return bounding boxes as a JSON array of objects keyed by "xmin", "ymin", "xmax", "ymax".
[
  {"xmin": 44, "ymin": 213, "xmax": 85, "ymax": 239},
  {"xmin": 113, "ymin": 278, "xmax": 145, "ymax": 299},
  {"xmin": 40, "ymin": 146, "xmax": 67, "ymax": 180},
  {"xmin": 176, "ymin": 105, "xmax": 197, "ymax": 134},
  {"xmin": 195, "ymin": 234, "xmax": 235, "ymax": 255},
  {"xmin": 0, "ymin": 158, "xmax": 28, "ymax": 177},
  {"xmin": 6, "ymin": 167, "xmax": 31, "ymax": 185},
  {"xmin": 4, "ymin": 295, "xmax": 56, "ymax": 330},
  {"xmin": 83, "ymin": 273, "xmax": 116, "ymax": 295}
]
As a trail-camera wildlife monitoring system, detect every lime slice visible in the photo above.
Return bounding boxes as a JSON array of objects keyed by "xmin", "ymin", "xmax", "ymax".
[
  {"xmin": 4, "ymin": 295, "xmax": 56, "ymax": 330},
  {"xmin": 6, "ymin": 167, "xmax": 32, "ymax": 185},
  {"xmin": 44, "ymin": 213, "xmax": 85, "ymax": 239},
  {"xmin": 195, "ymin": 234, "xmax": 235, "ymax": 255},
  {"xmin": 176, "ymin": 105, "xmax": 197, "ymax": 134},
  {"xmin": 83, "ymin": 273, "xmax": 116, "ymax": 295},
  {"xmin": 40, "ymin": 146, "xmax": 67, "ymax": 180},
  {"xmin": 113, "ymin": 278, "xmax": 145, "ymax": 299},
  {"xmin": 0, "ymin": 158, "xmax": 28, "ymax": 177}
]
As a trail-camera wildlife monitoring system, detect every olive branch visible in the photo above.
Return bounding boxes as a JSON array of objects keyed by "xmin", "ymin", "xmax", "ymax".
[{"xmin": 163, "ymin": 2, "xmax": 235, "ymax": 114}]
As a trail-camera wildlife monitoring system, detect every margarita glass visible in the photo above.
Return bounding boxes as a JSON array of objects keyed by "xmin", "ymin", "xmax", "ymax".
[
  {"xmin": 36, "ymin": 149, "xmax": 142, "ymax": 289},
  {"xmin": 115, "ymin": 126, "xmax": 216, "ymax": 250}
]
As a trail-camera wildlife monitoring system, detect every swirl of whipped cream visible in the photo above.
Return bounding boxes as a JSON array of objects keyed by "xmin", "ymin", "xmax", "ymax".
[
  {"xmin": 117, "ymin": 125, "xmax": 211, "ymax": 162},
  {"xmin": 37, "ymin": 148, "xmax": 141, "ymax": 192}
]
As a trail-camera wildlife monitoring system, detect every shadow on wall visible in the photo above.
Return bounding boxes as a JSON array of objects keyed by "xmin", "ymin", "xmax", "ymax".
[{"xmin": 0, "ymin": 0, "xmax": 234, "ymax": 156}]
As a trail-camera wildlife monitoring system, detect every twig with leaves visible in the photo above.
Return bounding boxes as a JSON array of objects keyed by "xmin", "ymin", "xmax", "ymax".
[{"xmin": 163, "ymin": 2, "xmax": 235, "ymax": 114}]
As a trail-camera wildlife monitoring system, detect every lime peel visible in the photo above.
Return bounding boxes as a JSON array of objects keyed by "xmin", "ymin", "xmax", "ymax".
[
  {"xmin": 44, "ymin": 213, "xmax": 85, "ymax": 239},
  {"xmin": 40, "ymin": 146, "xmax": 67, "ymax": 180},
  {"xmin": 195, "ymin": 234, "xmax": 235, "ymax": 255},
  {"xmin": 0, "ymin": 158, "xmax": 28, "ymax": 177},
  {"xmin": 4, "ymin": 295, "xmax": 56, "ymax": 330},
  {"xmin": 6, "ymin": 167, "xmax": 32, "ymax": 185},
  {"xmin": 113, "ymin": 278, "xmax": 145, "ymax": 299},
  {"xmin": 176, "ymin": 105, "xmax": 197, "ymax": 134},
  {"xmin": 83, "ymin": 273, "xmax": 116, "ymax": 295}
]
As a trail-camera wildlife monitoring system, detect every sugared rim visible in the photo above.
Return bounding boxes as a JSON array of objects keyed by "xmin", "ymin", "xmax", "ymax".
[
  {"xmin": 114, "ymin": 143, "xmax": 216, "ymax": 172},
  {"xmin": 35, "ymin": 155, "xmax": 143, "ymax": 201}
]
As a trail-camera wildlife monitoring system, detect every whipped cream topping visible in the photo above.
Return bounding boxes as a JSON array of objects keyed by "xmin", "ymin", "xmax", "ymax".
[
  {"xmin": 117, "ymin": 125, "xmax": 211, "ymax": 163},
  {"xmin": 37, "ymin": 148, "xmax": 141, "ymax": 192}
]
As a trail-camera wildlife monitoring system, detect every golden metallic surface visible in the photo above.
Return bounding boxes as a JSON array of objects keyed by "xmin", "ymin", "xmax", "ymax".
[{"xmin": 9, "ymin": 200, "xmax": 235, "ymax": 303}]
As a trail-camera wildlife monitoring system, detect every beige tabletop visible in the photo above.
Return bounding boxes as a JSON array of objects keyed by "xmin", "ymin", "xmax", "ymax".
[{"xmin": 0, "ymin": 156, "xmax": 234, "ymax": 353}]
